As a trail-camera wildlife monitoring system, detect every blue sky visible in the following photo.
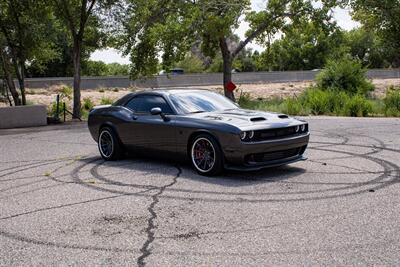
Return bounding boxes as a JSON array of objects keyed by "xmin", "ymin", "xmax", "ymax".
[{"xmin": 91, "ymin": 1, "xmax": 359, "ymax": 64}]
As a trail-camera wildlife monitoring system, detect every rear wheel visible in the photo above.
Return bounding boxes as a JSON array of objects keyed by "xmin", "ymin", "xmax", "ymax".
[
  {"xmin": 98, "ymin": 127, "xmax": 124, "ymax": 160},
  {"xmin": 190, "ymin": 134, "xmax": 223, "ymax": 176}
]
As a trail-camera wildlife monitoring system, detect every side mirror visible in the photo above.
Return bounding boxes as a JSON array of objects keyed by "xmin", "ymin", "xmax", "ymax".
[
  {"xmin": 150, "ymin": 107, "xmax": 170, "ymax": 121},
  {"xmin": 150, "ymin": 107, "xmax": 162, "ymax": 115}
]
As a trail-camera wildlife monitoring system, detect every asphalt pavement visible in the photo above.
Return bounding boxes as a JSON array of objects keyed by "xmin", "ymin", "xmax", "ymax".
[{"xmin": 0, "ymin": 117, "xmax": 399, "ymax": 266}]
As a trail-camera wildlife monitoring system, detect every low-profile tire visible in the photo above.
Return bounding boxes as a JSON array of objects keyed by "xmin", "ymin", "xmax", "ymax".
[
  {"xmin": 98, "ymin": 127, "xmax": 124, "ymax": 160},
  {"xmin": 190, "ymin": 134, "xmax": 223, "ymax": 176}
]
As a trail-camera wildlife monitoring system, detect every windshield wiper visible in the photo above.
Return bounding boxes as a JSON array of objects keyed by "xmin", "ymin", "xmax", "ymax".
[{"xmin": 189, "ymin": 110, "xmax": 207, "ymax": 114}]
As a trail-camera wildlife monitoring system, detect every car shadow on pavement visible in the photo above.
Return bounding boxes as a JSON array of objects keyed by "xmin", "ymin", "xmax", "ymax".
[{"xmin": 91, "ymin": 154, "xmax": 306, "ymax": 188}]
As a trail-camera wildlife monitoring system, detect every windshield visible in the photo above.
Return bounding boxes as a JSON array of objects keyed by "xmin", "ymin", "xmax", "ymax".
[{"xmin": 170, "ymin": 91, "xmax": 239, "ymax": 114}]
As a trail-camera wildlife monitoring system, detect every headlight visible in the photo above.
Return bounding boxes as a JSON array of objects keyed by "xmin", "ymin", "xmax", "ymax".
[
  {"xmin": 247, "ymin": 130, "xmax": 254, "ymax": 139},
  {"xmin": 301, "ymin": 124, "xmax": 306, "ymax": 132},
  {"xmin": 295, "ymin": 125, "xmax": 300, "ymax": 133},
  {"xmin": 239, "ymin": 131, "xmax": 247, "ymax": 140}
]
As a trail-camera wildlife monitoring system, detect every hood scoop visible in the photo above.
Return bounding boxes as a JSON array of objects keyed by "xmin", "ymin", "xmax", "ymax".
[
  {"xmin": 278, "ymin": 114, "xmax": 289, "ymax": 119},
  {"xmin": 250, "ymin": 117, "xmax": 267, "ymax": 122}
]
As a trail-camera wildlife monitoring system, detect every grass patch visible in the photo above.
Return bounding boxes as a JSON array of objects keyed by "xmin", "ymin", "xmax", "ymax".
[
  {"xmin": 100, "ymin": 96, "xmax": 114, "ymax": 105},
  {"xmin": 239, "ymin": 87, "xmax": 399, "ymax": 117}
]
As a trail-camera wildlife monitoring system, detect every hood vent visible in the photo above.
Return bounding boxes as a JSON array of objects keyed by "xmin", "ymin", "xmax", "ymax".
[
  {"xmin": 250, "ymin": 117, "xmax": 266, "ymax": 122},
  {"xmin": 278, "ymin": 114, "xmax": 289, "ymax": 119}
]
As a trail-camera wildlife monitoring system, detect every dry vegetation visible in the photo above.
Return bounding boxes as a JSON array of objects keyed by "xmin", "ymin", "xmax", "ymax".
[{"xmin": 1, "ymin": 78, "xmax": 400, "ymax": 109}]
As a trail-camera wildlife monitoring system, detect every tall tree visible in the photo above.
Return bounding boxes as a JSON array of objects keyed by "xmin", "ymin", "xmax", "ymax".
[
  {"xmin": 0, "ymin": 39, "xmax": 20, "ymax": 106},
  {"xmin": 257, "ymin": 20, "xmax": 345, "ymax": 71},
  {"xmin": 52, "ymin": 0, "xmax": 99, "ymax": 118},
  {"xmin": 350, "ymin": 0, "xmax": 400, "ymax": 67},
  {"xmin": 116, "ymin": 0, "xmax": 339, "ymax": 100},
  {"xmin": 0, "ymin": 0, "xmax": 56, "ymax": 105}
]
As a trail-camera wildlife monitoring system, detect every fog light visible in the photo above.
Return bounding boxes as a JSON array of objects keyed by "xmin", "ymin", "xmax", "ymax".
[
  {"xmin": 240, "ymin": 131, "xmax": 247, "ymax": 140},
  {"xmin": 247, "ymin": 131, "xmax": 254, "ymax": 139}
]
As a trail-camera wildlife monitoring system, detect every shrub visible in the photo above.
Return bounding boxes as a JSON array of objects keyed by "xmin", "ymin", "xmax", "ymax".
[
  {"xmin": 316, "ymin": 57, "xmax": 374, "ymax": 96},
  {"xmin": 98, "ymin": 88, "xmax": 105, "ymax": 93},
  {"xmin": 82, "ymin": 97, "xmax": 94, "ymax": 111},
  {"xmin": 343, "ymin": 95, "xmax": 373, "ymax": 117},
  {"xmin": 60, "ymin": 86, "xmax": 73, "ymax": 99},
  {"xmin": 112, "ymin": 88, "xmax": 119, "ymax": 92},
  {"xmin": 100, "ymin": 97, "xmax": 114, "ymax": 105},
  {"xmin": 384, "ymin": 86, "xmax": 400, "ymax": 117},
  {"xmin": 238, "ymin": 91, "xmax": 253, "ymax": 108},
  {"xmin": 302, "ymin": 88, "xmax": 330, "ymax": 115},
  {"xmin": 283, "ymin": 97, "xmax": 303, "ymax": 115}
]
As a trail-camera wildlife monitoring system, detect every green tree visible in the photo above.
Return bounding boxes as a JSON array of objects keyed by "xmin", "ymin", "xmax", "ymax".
[
  {"xmin": 176, "ymin": 53, "xmax": 205, "ymax": 74},
  {"xmin": 82, "ymin": 60, "xmax": 108, "ymax": 76},
  {"xmin": 351, "ymin": 0, "xmax": 400, "ymax": 67},
  {"xmin": 106, "ymin": 63, "xmax": 130, "ymax": 76},
  {"xmin": 0, "ymin": 36, "xmax": 20, "ymax": 105},
  {"xmin": 257, "ymin": 20, "xmax": 344, "ymax": 71},
  {"xmin": 52, "ymin": 0, "xmax": 111, "ymax": 118},
  {"xmin": 117, "ymin": 0, "xmax": 340, "ymax": 101},
  {"xmin": 0, "ymin": 0, "xmax": 57, "ymax": 105},
  {"xmin": 343, "ymin": 28, "xmax": 388, "ymax": 68}
]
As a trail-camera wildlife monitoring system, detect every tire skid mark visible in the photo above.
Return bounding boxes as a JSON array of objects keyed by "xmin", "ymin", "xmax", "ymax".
[
  {"xmin": 137, "ymin": 165, "xmax": 182, "ymax": 267},
  {"xmin": 0, "ymin": 160, "xmax": 60, "ymax": 178}
]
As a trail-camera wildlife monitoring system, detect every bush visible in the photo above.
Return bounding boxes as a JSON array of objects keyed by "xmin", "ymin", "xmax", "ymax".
[
  {"xmin": 82, "ymin": 97, "xmax": 94, "ymax": 111},
  {"xmin": 302, "ymin": 88, "xmax": 330, "ymax": 115},
  {"xmin": 100, "ymin": 97, "xmax": 114, "ymax": 105},
  {"xmin": 55, "ymin": 86, "xmax": 73, "ymax": 100},
  {"xmin": 283, "ymin": 97, "xmax": 304, "ymax": 115},
  {"xmin": 316, "ymin": 57, "xmax": 374, "ymax": 96},
  {"xmin": 384, "ymin": 86, "xmax": 400, "ymax": 117},
  {"xmin": 343, "ymin": 95, "xmax": 373, "ymax": 117}
]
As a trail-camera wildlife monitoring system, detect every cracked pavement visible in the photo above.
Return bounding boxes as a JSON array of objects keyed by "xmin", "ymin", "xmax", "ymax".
[{"xmin": 0, "ymin": 117, "xmax": 400, "ymax": 266}]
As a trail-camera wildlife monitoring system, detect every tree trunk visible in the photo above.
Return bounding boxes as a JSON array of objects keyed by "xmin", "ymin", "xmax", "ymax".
[
  {"xmin": 72, "ymin": 38, "xmax": 82, "ymax": 119},
  {"xmin": 16, "ymin": 62, "xmax": 26, "ymax": 105},
  {"xmin": 222, "ymin": 56, "xmax": 235, "ymax": 101},
  {"xmin": 0, "ymin": 50, "xmax": 21, "ymax": 105},
  {"xmin": 219, "ymin": 37, "xmax": 235, "ymax": 101}
]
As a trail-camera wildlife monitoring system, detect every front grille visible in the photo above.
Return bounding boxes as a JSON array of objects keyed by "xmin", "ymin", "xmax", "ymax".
[
  {"xmin": 246, "ymin": 148, "xmax": 302, "ymax": 164},
  {"xmin": 253, "ymin": 125, "xmax": 308, "ymax": 141}
]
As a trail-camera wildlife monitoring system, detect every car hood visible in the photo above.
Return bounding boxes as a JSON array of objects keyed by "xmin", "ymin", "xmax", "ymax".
[{"xmin": 190, "ymin": 109, "xmax": 303, "ymax": 130}]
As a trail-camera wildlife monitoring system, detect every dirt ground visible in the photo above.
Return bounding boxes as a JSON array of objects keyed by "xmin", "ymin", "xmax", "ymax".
[{"xmin": 1, "ymin": 78, "xmax": 400, "ymax": 109}]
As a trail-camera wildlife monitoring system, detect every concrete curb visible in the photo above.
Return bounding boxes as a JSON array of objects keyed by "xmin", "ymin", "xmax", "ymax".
[{"xmin": 0, "ymin": 105, "xmax": 47, "ymax": 129}]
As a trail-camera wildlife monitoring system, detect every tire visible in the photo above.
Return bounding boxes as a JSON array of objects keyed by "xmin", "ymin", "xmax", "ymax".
[
  {"xmin": 190, "ymin": 134, "xmax": 223, "ymax": 176},
  {"xmin": 98, "ymin": 127, "xmax": 124, "ymax": 160}
]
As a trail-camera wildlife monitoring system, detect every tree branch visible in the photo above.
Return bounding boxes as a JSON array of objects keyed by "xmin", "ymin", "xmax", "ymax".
[
  {"xmin": 58, "ymin": 0, "xmax": 77, "ymax": 36},
  {"xmin": 79, "ymin": 0, "xmax": 96, "ymax": 38}
]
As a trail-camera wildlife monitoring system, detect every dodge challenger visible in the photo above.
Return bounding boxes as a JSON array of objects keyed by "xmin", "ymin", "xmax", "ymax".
[{"xmin": 88, "ymin": 89, "xmax": 309, "ymax": 175}]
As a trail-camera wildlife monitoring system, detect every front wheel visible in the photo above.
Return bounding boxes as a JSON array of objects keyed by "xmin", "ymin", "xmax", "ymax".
[
  {"xmin": 190, "ymin": 134, "xmax": 223, "ymax": 176},
  {"xmin": 98, "ymin": 127, "xmax": 124, "ymax": 160}
]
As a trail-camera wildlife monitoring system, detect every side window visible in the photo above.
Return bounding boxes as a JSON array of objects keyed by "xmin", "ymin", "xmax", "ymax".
[
  {"xmin": 125, "ymin": 96, "xmax": 142, "ymax": 112},
  {"xmin": 138, "ymin": 96, "xmax": 174, "ymax": 114},
  {"xmin": 125, "ymin": 95, "xmax": 174, "ymax": 114}
]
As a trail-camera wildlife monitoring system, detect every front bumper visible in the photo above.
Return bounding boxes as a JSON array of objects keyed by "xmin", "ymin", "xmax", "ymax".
[
  {"xmin": 222, "ymin": 132, "xmax": 310, "ymax": 170},
  {"xmin": 224, "ymin": 155, "xmax": 307, "ymax": 171}
]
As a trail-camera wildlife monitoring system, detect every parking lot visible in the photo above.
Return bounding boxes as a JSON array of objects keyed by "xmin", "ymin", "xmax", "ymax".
[{"xmin": 0, "ymin": 117, "xmax": 399, "ymax": 266}]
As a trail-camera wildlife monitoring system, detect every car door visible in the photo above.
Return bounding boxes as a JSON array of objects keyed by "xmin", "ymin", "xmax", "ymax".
[{"xmin": 121, "ymin": 94, "xmax": 177, "ymax": 156}]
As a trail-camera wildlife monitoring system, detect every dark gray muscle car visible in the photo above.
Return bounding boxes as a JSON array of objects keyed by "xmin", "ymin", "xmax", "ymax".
[{"xmin": 88, "ymin": 89, "xmax": 309, "ymax": 175}]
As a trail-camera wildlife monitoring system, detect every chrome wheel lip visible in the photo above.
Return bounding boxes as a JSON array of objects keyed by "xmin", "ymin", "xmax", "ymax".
[
  {"xmin": 99, "ymin": 130, "xmax": 114, "ymax": 158},
  {"xmin": 191, "ymin": 137, "xmax": 216, "ymax": 173}
]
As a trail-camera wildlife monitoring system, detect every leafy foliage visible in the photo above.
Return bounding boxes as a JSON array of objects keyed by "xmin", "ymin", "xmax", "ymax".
[
  {"xmin": 258, "ymin": 20, "xmax": 345, "ymax": 71},
  {"xmin": 315, "ymin": 57, "xmax": 374, "ymax": 95},
  {"xmin": 351, "ymin": 0, "xmax": 400, "ymax": 67},
  {"xmin": 384, "ymin": 86, "xmax": 400, "ymax": 117}
]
